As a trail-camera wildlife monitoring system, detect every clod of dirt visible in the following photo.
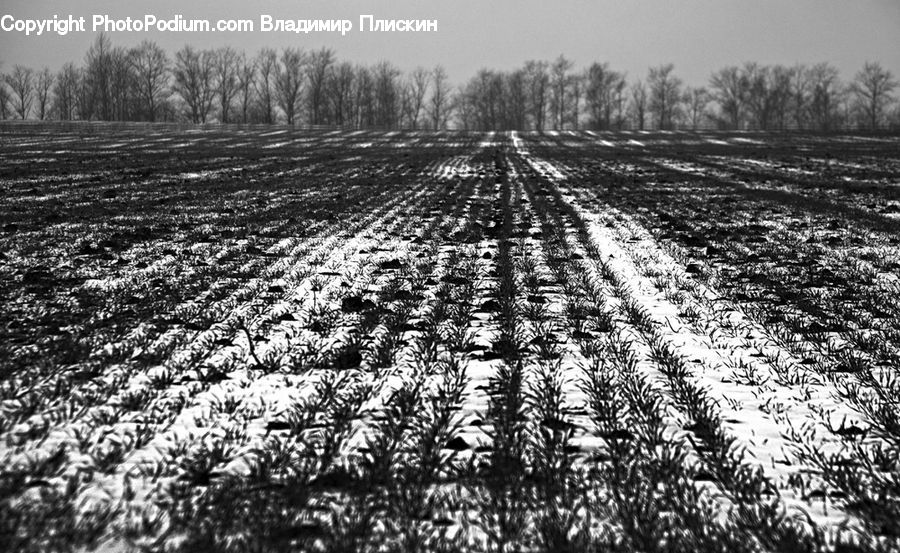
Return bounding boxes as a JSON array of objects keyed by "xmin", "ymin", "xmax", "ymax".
[
  {"xmin": 379, "ymin": 259, "xmax": 403, "ymax": 270},
  {"xmin": 599, "ymin": 429, "xmax": 634, "ymax": 441},
  {"xmin": 341, "ymin": 296, "xmax": 375, "ymax": 313},
  {"xmin": 69, "ymin": 368, "xmax": 101, "ymax": 382},
  {"xmin": 266, "ymin": 420, "xmax": 291, "ymax": 431},
  {"xmin": 333, "ymin": 347, "xmax": 363, "ymax": 370},
  {"xmin": 831, "ymin": 353, "xmax": 868, "ymax": 373},
  {"xmin": 831, "ymin": 424, "xmax": 867, "ymax": 439},
  {"xmin": 309, "ymin": 468, "xmax": 355, "ymax": 490},
  {"xmin": 394, "ymin": 290, "xmax": 423, "ymax": 302},
  {"xmin": 432, "ymin": 516, "xmax": 455, "ymax": 527},
  {"xmin": 22, "ymin": 269, "xmax": 51, "ymax": 284},
  {"xmin": 530, "ymin": 334, "xmax": 557, "ymax": 346},
  {"xmin": 540, "ymin": 418, "xmax": 576, "ymax": 432},
  {"xmin": 270, "ymin": 522, "xmax": 327, "ymax": 541},
  {"xmin": 479, "ymin": 299, "xmax": 501, "ymax": 313},
  {"xmin": 683, "ymin": 421, "xmax": 711, "ymax": 436},
  {"xmin": 572, "ymin": 329, "xmax": 594, "ymax": 341},
  {"xmin": 442, "ymin": 274, "xmax": 470, "ymax": 285},
  {"xmin": 444, "ymin": 436, "xmax": 470, "ymax": 451},
  {"xmin": 805, "ymin": 321, "xmax": 835, "ymax": 334}
]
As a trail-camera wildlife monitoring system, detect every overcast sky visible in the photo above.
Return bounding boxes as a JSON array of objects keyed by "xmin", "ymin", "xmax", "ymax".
[{"xmin": 1, "ymin": 0, "xmax": 898, "ymax": 85}]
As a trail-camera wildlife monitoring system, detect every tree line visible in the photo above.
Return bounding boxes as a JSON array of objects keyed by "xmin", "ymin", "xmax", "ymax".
[
  {"xmin": 0, "ymin": 35, "xmax": 897, "ymax": 131},
  {"xmin": 457, "ymin": 59, "xmax": 898, "ymax": 131}
]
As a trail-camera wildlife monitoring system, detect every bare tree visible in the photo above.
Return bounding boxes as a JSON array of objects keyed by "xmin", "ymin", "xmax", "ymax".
[
  {"xmin": 525, "ymin": 60, "xmax": 549, "ymax": 130},
  {"xmin": 399, "ymin": 81, "xmax": 414, "ymax": 128},
  {"xmin": 739, "ymin": 63, "xmax": 762, "ymax": 129},
  {"xmin": 306, "ymin": 47, "xmax": 335, "ymax": 125},
  {"xmin": 611, "ymin": 77, "xmax": 629, "ymax": 129},
  {"xmin": 454, "ymin": 83, "xmax": 475, "ymax": 131},
  {"xmin": 684, "ymin": 86, "xmax": 709, "ymax": 129},
  {"xmin": 0, "ymin": 72, "xmax": 10, "ymax": 119},
  {"xmin": 428, "ymin": 65, "xmax": 452, "ymax": 129},
  {"xmin": 81, "ymin": 34, "xmax": 135, "ymax": 121},
  {"xmin": 34, "ymin": 68, "xmax": 54, "ymax": 120},
  {"xmin": 354, "ymin": 65, "xmax": 375, "ymax": 127},
  {"xmin": 458, "ymin": 68, "xmax": 536, "ymax": 130},
  {"xmin": 82, "ymin": 34, "xmax": 113, "ymax": 119},
  {"xmin": 709, "ymin": 66, "xmax": 746, "ymax": 129},
  {"xmin": 741, "ymin": 63, "xmax": 792, "ymax": 130},
  {"xmin": 744, "ymin": 63, "xmax": 775, "ymax": 130},
  {"xmin": 235, "ymin": 54, "xmax": 256, "ymax": 124},
  {"xmin": 373, "ymin": 61, "xmax": 401, "ymax": 129},
  {"xmin": 172, "ymin": 46, "xmax": 215, "ymax": 123},
  {"xmin": 807, "ymin": 62, "xmax": 842, "ymax": 131},
  {"xmin": 459, "ymin": 73, "xmax": 479, "ymax": 131},
  {"xmin": 404, "ymin": 66, "xmax": 429, "ymax": 130},
  {"xmin": 76, "ymin": 69, "xmax": 92, "ymax": 120},
  {"xmin": 52, "ymin": 63, "xmax": 81, "ymax": 120},
  {"xmin": 6, "ymin": 65, "xmax": 35, "ymax": 119},
  {"xmin": 327, "ymin": 61, "xmax": 355, "ymax": 127},
  {"xmin": 506, "ymin": 69, "xmax": 528, "ymax": 130},
  {"xmin": 213, "ymin": 47, "xmax": 239, "ymax": 123},
  {"xmin": 485, "ymin": 70, "xmax": 505, "ymax": 130},
  {"xmin": 463, "ymin": 68, "xmax": 507, "ymax": 131},
  {"xmin": 648, "ymin": 64, "xmax": 682, "ymax": 130},
  {"xmin": 550, "ymin": 55, "xmax": 573, "ymax": 129},
  {"xmin": 629, "ymin": 80, "xmax": 648, "ymax": 130},
  {"xmin": 790, "ymin": 64, "xmax": 812, "ymax": 130},
  {"xmin": 276, "ymin": 47, "xmax": 306, "ymax": 125},
  {"xmin": 130, "ymin": 40, "xmax": 169, "ymax": 121},
  {"xmin": 255, "ymin": 48, "xmax": 278, "ymax": 124},
  {"xmin": 109, "ymin": 47, "xmax": 136, "ymax": 120},
  {"xmin": 569, "ymin": 70, "xmax": 584, "ymax": 130},
  {"xmin": 585, "ymin": 62, "xmax": 626, "ymax": 130},
  {"xmin": 851, "ymin": 61, "xmax": 897, "ymax": 130},
  {"xmin": 770, "ymin": 65, "xmax": 794, "ymax": 130}
]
